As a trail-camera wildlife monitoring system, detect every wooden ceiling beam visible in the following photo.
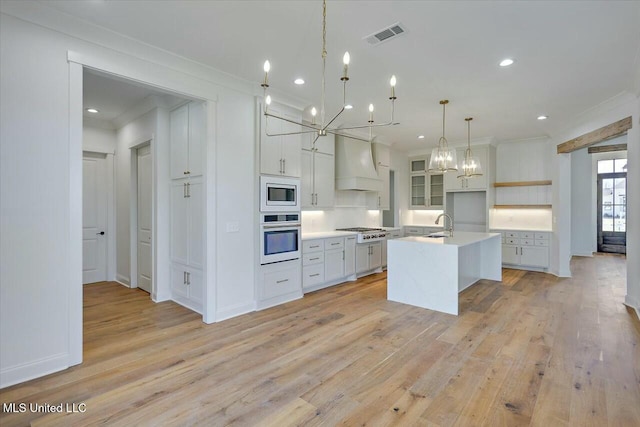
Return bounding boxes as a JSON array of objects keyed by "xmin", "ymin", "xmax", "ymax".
[
  {"xmin": 557, "ymin": 116, "xmax": 632, "ymax": 154},
  {"xmin": 587, "ymin": 143, "xmax": 627, "ymax": 154}
]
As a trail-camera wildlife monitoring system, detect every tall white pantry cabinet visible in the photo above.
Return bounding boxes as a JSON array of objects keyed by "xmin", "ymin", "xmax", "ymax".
[{"xmin": 170, "ymin": 102, "xmax": 205, "ymax": 313}]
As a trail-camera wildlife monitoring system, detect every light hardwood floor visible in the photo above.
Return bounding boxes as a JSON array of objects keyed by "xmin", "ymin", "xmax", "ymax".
[{"xmin": 1, "ymin": 254, "xmax": 638, "ymax": 426}]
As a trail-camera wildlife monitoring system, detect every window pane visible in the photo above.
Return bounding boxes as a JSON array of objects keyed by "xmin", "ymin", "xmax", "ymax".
[
  {"xmin": 598, "ymin": 160, "xmax": 614, "ymax": 174},
  {"xmin": 613, "ymin": 206, "xmax": 626, "ymax": 232},
  {"xmin": 411, "ymin": 160, "xmax": 425, "ymax": 172},
  {"xmin": 602, "ymin": 211, "xmax": 613, "ymax": 231},
  {"xmin": 614, "ymin": 158, "xmax": 627, "ymax": 173},
  {"xmin": 613, "ymin": 178, "xmax": 626, "ymax": 204}
]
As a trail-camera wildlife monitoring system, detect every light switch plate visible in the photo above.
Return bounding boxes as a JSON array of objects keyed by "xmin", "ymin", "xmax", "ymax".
[{"xmin": 226, "ymin": 221, "xmax": 240, "ymax": 233}]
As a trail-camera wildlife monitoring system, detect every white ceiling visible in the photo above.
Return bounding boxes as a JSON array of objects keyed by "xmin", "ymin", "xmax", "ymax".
[{"xmin": 52, "ymin": 0, "xmax": 640, "ymax": 150}]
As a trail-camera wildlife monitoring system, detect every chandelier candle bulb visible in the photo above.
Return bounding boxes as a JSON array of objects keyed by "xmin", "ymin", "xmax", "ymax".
[
  {"xmin": 262, "ymin": 60, "xmax": 270, "ymax": 87},
  {"xmin": 342, "ymin": 52, "xmax": 350, "ymax": 80},
  {"xmin": 369, "ymin": 103, "xmax": 374, "ymax": 123},
  {"xmin": 390, "ymin": 75, "xmax": 397, "ymax": 99},
  {"xmin": 311, "ymin": 107, "xmax": 317, "ymax": 125}
]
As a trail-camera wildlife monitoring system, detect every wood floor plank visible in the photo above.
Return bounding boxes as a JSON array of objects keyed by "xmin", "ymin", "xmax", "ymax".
[{"xmin": 1, "ymin": 255, "xmax": 638, "ymax": 427}]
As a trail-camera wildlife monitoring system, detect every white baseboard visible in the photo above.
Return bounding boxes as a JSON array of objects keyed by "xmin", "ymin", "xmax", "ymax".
[
  {"xmin": 624, "ymin": 295, "xmax": 640, "ymax": 320},
  {"xmin": 0, "ymin": 353, "xmax": 68, "ymax": 389},
  {"xmin": 215, "ymin": 302, "xmax": 256, "ymax": 322},
  {"xmin": 115, "ymin": 274, "xmax": 130, "ymax": 287},
  {"xmin": 572, "ymin": 252, "xmax": 594, "ymax": 257}
]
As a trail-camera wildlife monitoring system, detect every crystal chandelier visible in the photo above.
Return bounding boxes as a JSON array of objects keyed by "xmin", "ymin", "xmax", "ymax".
[
  {"xmin": 458, "ymin": 117, "xmax": 483, "ymax": 178},
  {"xmin": 428, "ymin": 100, "xmax": 458, "ymax": 172},
  {"xmin": 261, "ymin": 0, "xmax": 398, "ymax": 144}
]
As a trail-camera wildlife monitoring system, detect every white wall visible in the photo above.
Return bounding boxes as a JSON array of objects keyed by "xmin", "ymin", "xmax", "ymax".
[
  {"xmin": 0, "ymin": 5, "xmax": 259, "ymax": 387},
  {"xmin": 1, "ymin": 12, "xmax": 75, "ymax": 387},
  {"xmin": 115, "ymin": 109, "xmax": 157, "ymax": 285},
  {"xmin": 83, "ymin": 124, "xmax": 116, "ymax": 153}
]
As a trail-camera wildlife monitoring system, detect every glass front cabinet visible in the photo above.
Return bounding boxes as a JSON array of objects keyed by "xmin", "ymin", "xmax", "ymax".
[{"xmin": 409, "ymin": 156, "xmax": 443, "ymax": 209}]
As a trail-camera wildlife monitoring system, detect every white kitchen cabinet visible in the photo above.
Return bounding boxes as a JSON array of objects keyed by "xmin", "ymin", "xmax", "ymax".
[
  {"xmin": 258, "ymin": 260, "xmax": 302, "ymax": 309},
  {"xmin": 324, "ymin": 248, "xmax": 344, "ymax": 282},
  {"xmin": 302, "ymin": 134, "xmax": 335, "ymax": 209},
  {"xmin": 373, "ymin": 143, "xmax": 390, "ymax": 210},
  {"xmin": 382, "ymin": 229, "xmax": 403, "ymax": 268},
  {"xmin": 302, "ymin": 236, "xmax": 355, "ymax": 293},
  {"xmin": 356, "ymin": 242, "xmax": 382, "ymax": 274},
  {"xmin": 344, "ymin": 236, "xmax": 356, "ymax": 277},
  {"xmin": 259, "ymin": 99, "xmax": 302, "ymax": 177},
  {"xmin": 444, "ymin": 146, "xmax": 488, "ymax": 192},
  {"xmin": 170, "ymin": 176, "xmax": 203, "ymax": 312},
  {"xmin": 170, "ymin": 102, "xmax": 204, "ymax": 180},
  {"xmin": 493, "ymin": 229, "xmax": 550, "ymax": 270},
  {"xmin": 409, "ymin": 155, "xmax": 443, "ymax": 209}
]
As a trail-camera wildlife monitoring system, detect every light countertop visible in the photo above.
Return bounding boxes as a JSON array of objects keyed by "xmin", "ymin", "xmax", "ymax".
[
  {"xmin": 395, "ymin": 231, "xmax": 501, "ymax": 248},
  {"xmin": 301, "ymin": 231, "xmax": 358, "ymax": 240},
  {"xmin": 491, "ymin": 227, "xmax": 553, "ymax": 232},
  {"xmin": 402, "ymin": 224, "xmax": 444, "ymax": 228}
]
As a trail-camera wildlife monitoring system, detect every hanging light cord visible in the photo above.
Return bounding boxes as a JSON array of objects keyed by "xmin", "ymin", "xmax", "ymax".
[{"xmin": 320, "ymin": 0, "xmax": 327, "ymax": 128}]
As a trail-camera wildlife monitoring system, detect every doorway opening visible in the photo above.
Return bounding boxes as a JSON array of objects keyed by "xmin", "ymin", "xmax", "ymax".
[{"xmin": 597, "ymin": 158, "xmax": 627, "ymax": 254}]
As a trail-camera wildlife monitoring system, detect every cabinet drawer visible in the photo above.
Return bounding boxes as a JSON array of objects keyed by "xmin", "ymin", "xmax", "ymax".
[
  {"xmin": 303, "ymin": 264, "xmax": 325, "ymax": 288},
  {"xmin": 404, "ymin": 227, "xmax": 424, "ymax": 235},
  {"xmin": 388, "ymin": 231, "xmax": 403, "ymax": 239},
  {"xmin": 535, "ymin": 232, "xmax": 549, "ymax": 240},
  {"xmin": 303, "ymin": 252, "xmax": 324, "ymax": 266},
  {"xmin": 505, "ymin": 231, "xmax": 520, "ymax": 238},
  {"xmin": 521, "ymin": 239, "xmax": 535, "ymax": 246},
  {"xmin": 325, "ymin": 237, "xmax": 344, "ymax": 250},
  {"xmin": 521, "ymin": 232, "xmax": 534, "ymax": 239},
  {"xmin": 303, "ymin": 240, "xmax": 324, "ymax": 252},
  {"xmin": 263, "ymin": 266, "xmax": 301, "ymax": 299},
  {"xmin": 506, "ymin": 238, "xmax": 520, "ymax": 245},
  {"xmin": 535, "ymin": 239, "xmax": 549, "ymax": 247}
]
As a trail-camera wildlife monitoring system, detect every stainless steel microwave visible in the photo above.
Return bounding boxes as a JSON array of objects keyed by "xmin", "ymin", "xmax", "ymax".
[{"xmin": 260, "ymin": 176, "xmax": 300, "ymax": 212}]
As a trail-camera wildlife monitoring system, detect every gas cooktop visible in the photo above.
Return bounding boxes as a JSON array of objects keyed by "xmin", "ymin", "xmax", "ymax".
[{"xmin": 336, "ymin": 227, "xmax": 388, "ymax": 243}]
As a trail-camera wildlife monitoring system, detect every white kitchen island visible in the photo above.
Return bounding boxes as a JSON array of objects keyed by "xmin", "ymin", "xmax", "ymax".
[{"xmin": 387, "ymin": 232, "xmax": 502, "ymax": 315}]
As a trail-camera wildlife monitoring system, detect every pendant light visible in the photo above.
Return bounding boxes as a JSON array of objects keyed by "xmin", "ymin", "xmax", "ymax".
[
  {"xmin": 428, "ymin": 100, "xmax": 458, "ymax": 173},
  {"xmin": 458, "ymin": 117, "xmax": 483, "ymax": 178}
]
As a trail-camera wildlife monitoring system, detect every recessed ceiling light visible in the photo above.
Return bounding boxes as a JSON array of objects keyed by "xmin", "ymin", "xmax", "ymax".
[
  {"xmin": 537, "ymin": 115, "xmax": 548, "ymax": 120},
  {"xmin": 294, "ymin": 78, "xmax": 305, "ymax": 85},
  {"xmin": 418, "ymin": 135, "xmax": 425, "ymax": 139},
  {"xmin": 86, "ymin": 108, "xmax": 99, "ymax": 113},
  {"xmin": 499, "ymin": 58, "xmax": 514, "ymax": 67},
  {"xmin": 344, "ymin": 104, "xmax": 353, "ymax": 110}
]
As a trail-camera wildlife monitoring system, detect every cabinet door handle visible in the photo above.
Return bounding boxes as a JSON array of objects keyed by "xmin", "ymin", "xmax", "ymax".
[
  {"xmin": 310, "ymin": 273, "xmax": 320, "ymax": 277},
  {"xmin": 276, "ymin": 279, "xmax": 289, "ymax": 284},
  {"xmin": 186, "ymin": 182, "xmax": 191, "ymax": 198},
  {"xmin": 310, "ymin": 257, "xmax": 320, "ymax": 261},
  {"xmin": 331, "ymin": 242, "xmax": 340, "ymax": 246},
  {"xmin": 310, "ymin": 245, "xmax": 320, "ymax": 248},
  {"xmin": 342, "ymin": 251, "xmax": 344, "ymax": 260},
  {"xmin": 279, "ymin": 159, "xmax": 283, "ymax": 174},
  {"xmin": 183, "ymin": 183, "xmax": 187, "ymax": 198},
  {"xmin": 187, "ymin": 272, "xmax": 191, "ymax": 285},
  {"xmin": 283, "ymin": 158, "xmax": 286, "ymax": 174},
  {"xmin": 183, "ymin": 271, "xmax": 187, "ymax": 284}
]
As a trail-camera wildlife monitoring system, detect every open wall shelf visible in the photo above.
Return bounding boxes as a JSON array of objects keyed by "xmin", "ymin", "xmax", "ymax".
[
  {"xmin": 493, "ymin": 204, "xmax": 552, "ymax": 209},
  {"xmin": 493, "ymin": 180, "xmax": 552, "ymax": 187}
]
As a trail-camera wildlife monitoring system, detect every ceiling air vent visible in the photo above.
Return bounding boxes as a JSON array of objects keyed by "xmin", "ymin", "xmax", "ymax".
[{"xmin": 364, "ymin": 23, "xmax": 407, "ymax": 46}]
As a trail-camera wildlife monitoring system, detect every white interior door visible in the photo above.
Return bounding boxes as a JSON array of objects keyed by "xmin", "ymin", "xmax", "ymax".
[
  {"xmin": 82, "ymin": 152, "xmax": 107, "ymax": 284},
  {"xmin": 137, "ymin": 144, "xmax": 152, "ymax": 293}
]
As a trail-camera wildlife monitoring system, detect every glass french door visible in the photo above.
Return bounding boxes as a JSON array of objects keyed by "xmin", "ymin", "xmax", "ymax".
[{"xmin": 597, "ymin": 159, "xmax": 627, "ymax": 254}]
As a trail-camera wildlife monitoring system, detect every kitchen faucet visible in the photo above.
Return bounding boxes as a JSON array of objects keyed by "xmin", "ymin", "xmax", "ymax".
[{"xmin": 435, "ymin": 213, "xmax": 453, "ymax": 237}]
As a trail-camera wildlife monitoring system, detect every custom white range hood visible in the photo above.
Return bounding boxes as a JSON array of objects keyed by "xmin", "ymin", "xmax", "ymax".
[{"xmin": 335, "ymin": 135, "xmax": 381, "ymax": 192}]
